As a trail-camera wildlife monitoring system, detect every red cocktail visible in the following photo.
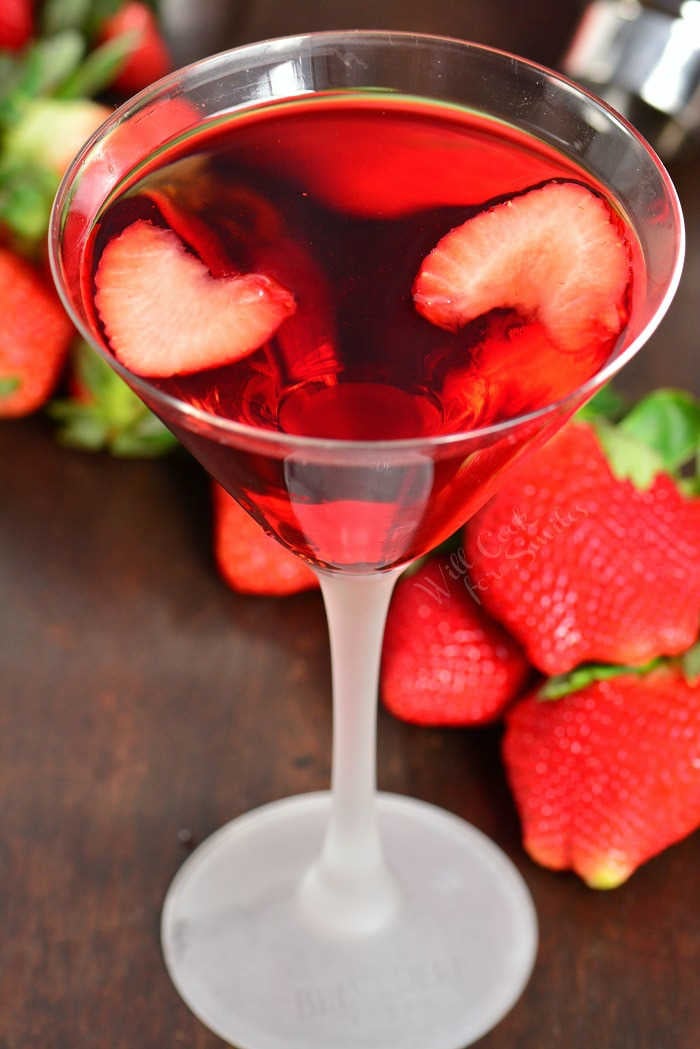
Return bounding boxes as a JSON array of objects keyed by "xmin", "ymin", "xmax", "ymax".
[
  {"xmin": 50, "ymin": 32, "xmax": 683, "ymax": 1049},
  {"xmin": 83, "ymin": 95, "xmax": 639, "ymax": 570}
]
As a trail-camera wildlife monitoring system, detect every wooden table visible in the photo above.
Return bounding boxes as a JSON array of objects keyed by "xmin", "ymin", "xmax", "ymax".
[{"xmin": 1, "ymin": 4, "xmax": 698, "ymax": 1048}]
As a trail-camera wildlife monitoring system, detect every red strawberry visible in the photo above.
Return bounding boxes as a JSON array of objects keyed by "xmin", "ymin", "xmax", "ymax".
[
  {"xmin": 464, "ymin": 419, "xmax": 700, "ymax": 674},
  {"xmin": 94, "ymin": 219, "xmax": 296, "ymax": 377},
  {"xmin": 0, "ymin": 249, "xmax": 74, "ymax": 417},
  {"xmin": 212, "ymin": 483, "xmax": 318, "ymax": 596},
  {"xmin": 380, "ymin": 555, "xmax": 530, "ymax": 726},
  {"xmin": 503, "ymin": 664, "xmax": 700, "ymax": 887},
  {"xmin": 0, "ymin": 0, "xmax": 32, "ymax": 51},
  {"xmin": 413, "ymin": 181, "xmax": 630, "ymax": 354},
  {"xmin": 99, "ymin": 1, "xmax": 171, "ymax": 95}
]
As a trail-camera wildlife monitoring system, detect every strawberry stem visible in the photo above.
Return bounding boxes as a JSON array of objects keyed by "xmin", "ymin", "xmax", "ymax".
[
  {"xmin": 49, "ymin": 340, "xmax": 178, "ymax": 458},
  {"xmin": 54, "ymin": 30, "xmax": 139, "ymax": 98},
  {"xmin": 681, "ymin": 642, "xmax": 700, "ymax": 684},
  {"xmin": 576, "ymin": 382, "xmax": 626, "ymax": 422},
  {"xmin": 584, "ymin": 388, "xmax": 700, "ymax": 493},
  {"xmin": 540, "ymin": 658, "xmax": 665, "ymax": 699},
  {"xmin": 541, "ymin": 641, "xmax": 700, "ymax": 700},
  {"xmin": 618, "ymin": 388, "xmax": 700, "ymax": 474},
  {"xmin": 591, "ymin": 417, "xmax": 664, "ymax": 490},
  {"xmin": 0, "ymin": 376, "xmax": 20, "ymax": 396}
]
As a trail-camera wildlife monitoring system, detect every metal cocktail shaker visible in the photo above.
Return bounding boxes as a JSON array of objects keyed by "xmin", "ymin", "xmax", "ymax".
[{"xmin": 562, "ymin": 0, "xmax": 700, "ymax": 158}]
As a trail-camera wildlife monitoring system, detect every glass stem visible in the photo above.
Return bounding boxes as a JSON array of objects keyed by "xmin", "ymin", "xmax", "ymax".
[{"xmin": 298, "ymin": 568, "xmax": 403, "ymax": 936}]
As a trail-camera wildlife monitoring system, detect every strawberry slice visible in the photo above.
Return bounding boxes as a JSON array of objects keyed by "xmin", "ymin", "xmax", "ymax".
[
  {"xmin": 140, "ymin": 184, "xmax": 233, "ymax": 277},
  {"xmin": 94, "ymin": 219, "xmax": 296, "ymax": 377},
  {"xmin": 440, "ymin": 315, "xmax": 612, "ymax": 430},
  {"xmin": 413, "ymin": 181, "xmax": 630, "ymax": 353}
]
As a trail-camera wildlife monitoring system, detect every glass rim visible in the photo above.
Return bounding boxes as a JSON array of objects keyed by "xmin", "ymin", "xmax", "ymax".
[{"xmin": 48, "ymin": 28, "xmax": 686, "ymax": 455}]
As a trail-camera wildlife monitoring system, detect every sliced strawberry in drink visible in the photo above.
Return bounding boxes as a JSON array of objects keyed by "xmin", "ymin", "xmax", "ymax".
[
  {"xmin": 438, "ymin": 319, "xmax": 556, "ymax": 430},
  {"xmin": 140, "ymin": 185, "xmax": 233, "ymax": 277},
  {"xmin": 67, "ymin": 98, "xmax": 200, "ymax": 318},
  {"xmin": 441, "ymin": 314, "xmax": 613, "ymax": 430},
  {"xmin": 254, "ymin": 235, "xmax": 338, "ymax": 386},
  {"xmin": 94, "ymin": 219, "xmax": 296, "ymax": 378},
  {"xmin": 413, "ymin": 181, "xmax": 631, "ymax": 353},
  {"xmin": 136, "ymin": 157, "xmax": 264, "ymax": 278}
]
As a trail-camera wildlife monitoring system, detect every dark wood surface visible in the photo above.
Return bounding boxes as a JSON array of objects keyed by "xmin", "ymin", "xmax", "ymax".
[{"xmin": 1, "ymin": 4, "xmax": 699, "ymax": 1048}]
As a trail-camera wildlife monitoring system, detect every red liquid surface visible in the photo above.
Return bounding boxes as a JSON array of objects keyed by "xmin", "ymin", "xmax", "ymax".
[{"xmin": 86, "ymin": 96, "xmax": 640, "ymax": 570}]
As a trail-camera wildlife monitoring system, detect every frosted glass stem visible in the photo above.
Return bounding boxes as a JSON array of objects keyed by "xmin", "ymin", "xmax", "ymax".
[{"xmin": 298, "ymin": 568, "xmax": 403, "ymax": 936}]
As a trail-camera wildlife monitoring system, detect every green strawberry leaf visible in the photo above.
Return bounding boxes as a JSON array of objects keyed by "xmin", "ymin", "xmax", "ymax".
[
  {"xmin": 54, "ymin": 31, "xmax": 138, "ymax": 99},
  {"xmin": 50, "ymin": 341, "xmax": 178, "ymax": 458},
  {"xmin": 41, "ymin": 0, "xmax": 93, "ymax": 35},
  {"xmin": 618, "ymin": 389, "xmax": 700, "ymax": 473},
  {"xmin": 0, "ymin": 31, "xmax": 86, "ymax": 127},
  {"xmin": 592, "ymin": 417, "xmax": 665, "ymax": 490},
  {"xmin": 41, "ymin": 0, "xmax": 128, "ymax": 38},
  {"xmin": 84, "ymin": 0, "xmax": 127, "ymax": 37},
  {"xmin": 110, "ymin": 419, "xmax": 179, "ymax": 458},
  {"xmin": 74, "ymin": 337, "xmax": 111, "ymax": 397},
  {"xmin": 50, "ymin": 402, "xmax": 110, "ymax": 449},
  {"xmin": 0, "ymin": 53, "xmax": 21, "ymax": 96},
  {"xmin": 678, "ymin": 475, "xmax": 700, "ymax": 498},
  {"xmin": 24, "ymin": 31, "xmax": 87, "ymax": 95},
  {"xmin": 0, "ymin": 65, "xmax": 30, "ymax": 129},
  {"xmin": 0, "ymin": 376, "xmax": 21, "ymax": 397},
  {"xmin": 541, "ymin": 657, "xmax": 664, "ymax": 699},
  {"xmin": 577, "ymin": 383, "xmax": 626, "ymax": 423},
  {"xmin": 682, "ymin": 642, "xmax": 700, "ymax": 684},
  {"xmin": 51, "ymin": 396, "xmax": 178, "ymax": 457},
  {"xmin": 0, "ymin": 161, "xmax": 59, "ymax": 244}
]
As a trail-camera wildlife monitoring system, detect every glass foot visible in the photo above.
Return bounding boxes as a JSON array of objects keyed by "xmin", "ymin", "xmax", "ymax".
[{"xmin": 162, "ymin": 792, "xmax": 537, "ymax": 1049}]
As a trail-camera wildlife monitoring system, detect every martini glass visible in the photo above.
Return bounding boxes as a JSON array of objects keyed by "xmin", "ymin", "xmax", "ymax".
[{"xmin": 50, "ymin": 31, "xmax": 683, "ymax": 1049}]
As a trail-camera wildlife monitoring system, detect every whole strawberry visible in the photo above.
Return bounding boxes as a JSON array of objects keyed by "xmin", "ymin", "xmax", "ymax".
[
  {"xmin": 212, "ymin": 483, "xmax": 319, "ymax": 597},
  {"xmin": 0, "ymin": 249, "xmax": 74, "ymax": 417},
  {"xmin": 464, "ymin": 401, "xmax": 700, "ymax": 675},
  {"xmin": 0, "ymin": 0, "xmax": 32, "ymax": 51},
  {"xmin": 503, "ymin": 659, "xmax": 700, "ymax": 887},
  {"xmin": 381, "ymin": 554, "xmax": 530, "ymax": 726},
  {"xmin": 99, "ymin": 1, "xmax": 172, "ymax": 96}
]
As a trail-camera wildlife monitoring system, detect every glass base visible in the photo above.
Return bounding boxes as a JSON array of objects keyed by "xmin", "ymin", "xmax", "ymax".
[{"xmin": 162, "ymin": 791, "xmax": 537, "ymax": 1049}]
